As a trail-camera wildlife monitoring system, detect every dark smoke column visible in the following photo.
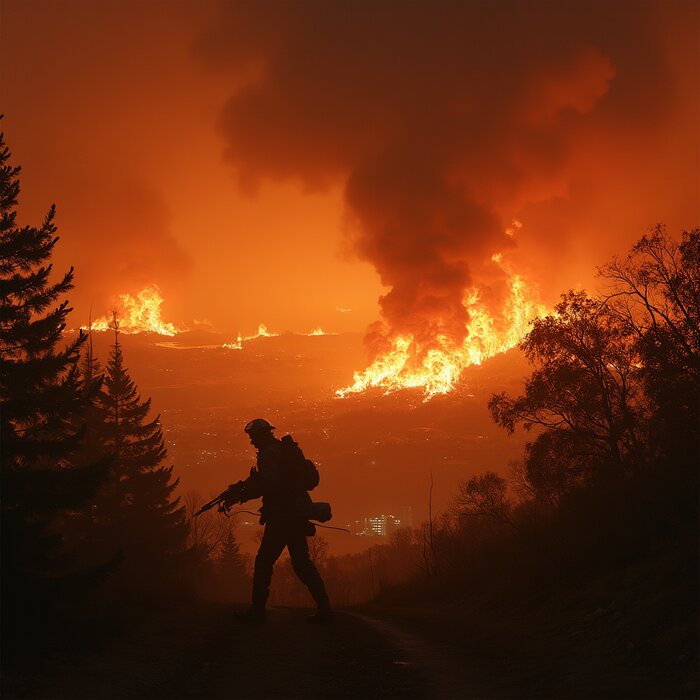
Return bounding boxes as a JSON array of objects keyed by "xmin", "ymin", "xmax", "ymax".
[{"xmin": 197, "ymin": 0, "xmax": 699, "ymax": 395}]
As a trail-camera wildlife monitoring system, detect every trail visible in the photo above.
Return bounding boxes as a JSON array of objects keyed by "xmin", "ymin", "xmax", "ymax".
[
  {"xmin": 344, "ymin": 612, "xmax": 489, "ymax": 700},
  {"xmin": 25, "ymin": 604, "xmax": 484, "ymax": 699},
  {"xmin": 158, "ymin": 607, "xmax": 479, "ymax": 699}
]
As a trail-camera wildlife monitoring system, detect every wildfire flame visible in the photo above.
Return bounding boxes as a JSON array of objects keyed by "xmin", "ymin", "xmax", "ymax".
[
  {"xmin": 337, "ymin": 271, "xmax": 548, "ymax": 399},
  {"xmin": 86, "ymin": 286, "xmax": 180, "ymax": 336},
  {"xmin": 223, "ymin": 324, "xmax": 279, "ymax": 350},
  {"xmin": 222, "ymin": 324, "xmax": 336, "ymax": 349},
  {"xmin": 252, "ymin": 324, "xmax": 278, "ymax": 338},
  {"xmin": 222, "ymin": 335, "xmax": 243, "ymax": 350}
]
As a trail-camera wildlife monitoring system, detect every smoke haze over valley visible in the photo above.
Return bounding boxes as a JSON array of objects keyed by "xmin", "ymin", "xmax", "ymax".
[
  {"xmin": 86, "ymin": 330, "xmax": 531, "ymax": 554},
  {"xmin": 2, "ymin": 2, "xmax": 697, "ymax": 697}
]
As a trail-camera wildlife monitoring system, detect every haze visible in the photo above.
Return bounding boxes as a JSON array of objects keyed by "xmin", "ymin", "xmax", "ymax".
[
  {"xmin": 2, "ymin": 0, "xmax": 697, "ymax": 339},
  {"xmin": 1, "ymin": 0, "xmax": 698, "ymax": 549}
]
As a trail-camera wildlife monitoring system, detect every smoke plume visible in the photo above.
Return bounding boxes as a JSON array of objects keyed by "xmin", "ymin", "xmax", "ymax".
[{"xmin": 199, "ymin": 0, "xmax": 698, "ymax": 359}]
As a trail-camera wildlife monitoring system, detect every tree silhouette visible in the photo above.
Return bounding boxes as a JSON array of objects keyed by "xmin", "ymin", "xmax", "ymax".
[
  {"xmin": 185, "ymin": 490, "xmax": 230, "ymax": 560},
  {"xmin": 61, "ymin": 334, "xmax": 111, "ymax": 564},
  {"xmin": 0, "ymin": 128, "xmax": 108, "ymax": 644},
  {"xmin": 93, "ymin": 317, "xmax": 187, "ymax": 593},
  {"xmin": 599, "ymin": 227, "xmax": 699, "ymax": 474},
  {"xmin": 489, "ymin": 227, "xmax": 698, "ymax": 515},
  {"xmin": 489, "ymin": 290, "xmax": 648, "ymax": 495},
  {"xmin": 453, "ymin": 471, "xmax": 518, "ymax": 529},
  {"xmin": 218, "ymin": 525, "xmax": 249, "ymax": 601},
  {"xmin": 599, "ymin": 227, "xmax": 700, "ymax": 381}
]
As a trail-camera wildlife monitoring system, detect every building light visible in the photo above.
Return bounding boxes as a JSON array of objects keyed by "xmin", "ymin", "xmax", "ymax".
[{"xmin": 360, "ymin": 512, "xmax": 407, "ymax": 537}]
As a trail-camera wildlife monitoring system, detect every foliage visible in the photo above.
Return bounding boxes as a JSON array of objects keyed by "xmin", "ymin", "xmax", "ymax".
[
  {"xmin": 487, "ymin": 229, "xmax": 698, "ymax": 509},
  {"xmin": 345, "ymin": 228, "xmax": 698, "ymax": 610},
  {"xmin": 0, "ymin": 128, "xmax": 110, "ymax": 648},
  {"xmin": 490, "ymin": 291, "xmax": 648, "ymax": 490},
  {"xmin": 452, "ymin": 471, "xmax": 518, "ymax": 529},
  {"xmin": 217, "ymin": 525, "xmax": 250, "ymax": 601},
  {"xmin": 88, "ymin": 318, "xmax": 188, "ymax": 595},
  {"xmin": 441, "ymin": 226, "xmax": 699, "ymax": 585},
  {"xmin": 599, "ymin": 226, "xmax": 700, "ymax": 376},
  {"xmin": 185, "ymin": 490, "xmax": 231, "ymax": 560},
  {"xmin": 599, "ymin": 226, "xmax": 700, "ymax": 470}
]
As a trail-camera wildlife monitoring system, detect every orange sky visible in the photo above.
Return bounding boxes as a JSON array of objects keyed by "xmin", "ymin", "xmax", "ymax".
[
  {"xmin": 0, "ymin": 0, "xmax": 383, "ymax": 335},
  {"xmin": 1, "ymin": 0, "xmax": 698, "ymax": 339}
]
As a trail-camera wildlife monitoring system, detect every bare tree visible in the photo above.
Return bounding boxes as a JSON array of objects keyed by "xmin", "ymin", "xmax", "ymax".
[
  {"xmin": 453, "ymin": 471, "xmax": 519, "ymax": 530},
  {"xmin": 598, "ymin": 226, "xmax": 700, "ymax": 380},
  {"xmin": 184, "ymin": 490, "xmax": 230, "ymax": 560}
]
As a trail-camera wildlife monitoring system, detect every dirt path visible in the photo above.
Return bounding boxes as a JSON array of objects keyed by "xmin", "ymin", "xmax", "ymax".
[
  {"xmin": 16, "ymin": 604, "xmax": 482, "ymax": 699},
  {"xmin": 344, "ymin": 612, "xmax": 490, "ymax": 700},
  {"xmin": 16, "ymin": 597, "xmax": 692, "ymax": 699}
]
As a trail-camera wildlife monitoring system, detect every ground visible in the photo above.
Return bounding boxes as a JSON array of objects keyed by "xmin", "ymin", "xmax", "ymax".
[
  {"xmin": 3, "ymin": 548, "xmax": 697, "ymax": 700},
  {"xmin": 5, "ymin": 604, "xmax": 439, "ymax": 699}
]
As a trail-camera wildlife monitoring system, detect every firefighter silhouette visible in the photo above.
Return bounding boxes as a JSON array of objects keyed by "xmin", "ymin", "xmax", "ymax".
[{"xmin": 237, "ymin": 418, "xmax": 331, "ymax": 624}]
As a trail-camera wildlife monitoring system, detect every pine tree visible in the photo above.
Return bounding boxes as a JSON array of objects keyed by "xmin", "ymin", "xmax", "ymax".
[
  {"xmin": 0, "ymin": 127, "xmax": 108, "ymax": 644},
  {"xmin": 218, "ymin": 526, "xmax": 249, "ymax": 601},
  {"xmin": 81, "ymin": 316, "xmax": 102, "ymax": 386},
  {"xmin": 95, "ymin": 317, "xmax": 187, "ymax": 594},
  {"xmin": 61, "ymin": 332, "xmax": 109, "ymax": 560}
]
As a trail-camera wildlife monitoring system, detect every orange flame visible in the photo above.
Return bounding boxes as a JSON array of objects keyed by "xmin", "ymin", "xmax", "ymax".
[
  {"xmin": 251, "ymin": 324, "xmax": 278, "ymax": 338},
  {"xmin": 222, "ymin": 324, "xmax": 279, "ymax": 350},
  {"xmin": 222, "ymin": 325, "xmax": 337, "ymax": 349},
  {"xmin": 222, "ymin": 335, "xmax": 243, "ymax": 350},
  {"xmin": 86, "ymin": 286, "xmax": 180, "ymax": 336},
  {"xmin": 337, "ymin": 271, "xmax": 548, "ymax": 399}
]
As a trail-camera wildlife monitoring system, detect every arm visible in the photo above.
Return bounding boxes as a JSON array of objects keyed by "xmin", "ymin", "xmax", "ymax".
[
  {"xmin": 194, "ymin": 478, "xmax": 248, "ymax": 516},
  {"xmin": 193, "ymin": 464, "xmax": 266, "ymax": 517}
]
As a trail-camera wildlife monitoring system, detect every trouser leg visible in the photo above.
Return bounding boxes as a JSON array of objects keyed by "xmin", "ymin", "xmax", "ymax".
[
  {"xmin": 252, "ymin": 525, "xmax": 286, "ymax": 610},
  {"xmin": 288, "ymin": 534, "xmax": 331, "ymax": 611}
]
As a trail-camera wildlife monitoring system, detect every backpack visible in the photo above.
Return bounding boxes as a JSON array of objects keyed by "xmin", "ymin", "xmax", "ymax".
[{"xmin": 280, "ymin": 434, "xmax": 320, "ymax": 491}]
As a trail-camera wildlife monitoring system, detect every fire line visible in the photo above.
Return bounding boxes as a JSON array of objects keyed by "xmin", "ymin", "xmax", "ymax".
[{"xmin": 337, "ymin": 272, "xmax": 548, "ymax": 399}]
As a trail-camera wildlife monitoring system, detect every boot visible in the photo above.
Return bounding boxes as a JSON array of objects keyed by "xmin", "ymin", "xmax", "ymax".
[
  {"xmin": 235, "ymin": 606, "xmax": 266, "ymax": 624},
  {"xmin": 306, "ymin": 605, "xmax": 332, "ymax": 624}
]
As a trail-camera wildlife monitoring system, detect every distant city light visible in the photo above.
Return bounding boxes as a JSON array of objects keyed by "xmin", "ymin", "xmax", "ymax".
[{"xmin": 358, "ymin": 507, "xmax": 413, "ymax": 537}]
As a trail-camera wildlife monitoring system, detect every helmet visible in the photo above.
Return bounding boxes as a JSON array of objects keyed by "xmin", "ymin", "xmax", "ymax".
[{"xmin": 244, "ymin": 418, "xmax": 276, "ymax": 435}]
